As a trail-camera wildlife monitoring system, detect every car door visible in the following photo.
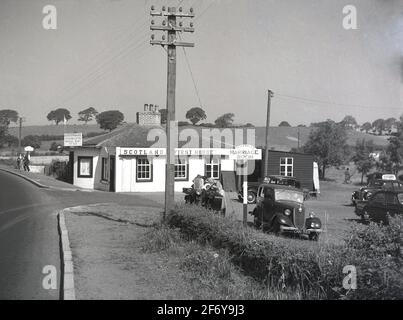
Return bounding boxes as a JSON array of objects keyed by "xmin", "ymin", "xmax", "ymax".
[
  {"xmin": 385, "ymin": 192, "xmax": 399, "ymax": 218},
  {"xmin": 366, "ymin": 191, "xmax": 386, "ymax": 221}
]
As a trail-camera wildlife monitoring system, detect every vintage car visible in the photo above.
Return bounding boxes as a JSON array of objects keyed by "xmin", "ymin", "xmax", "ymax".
[
  {"xmin": 351, "ymin": 173, "xmax": 402, "ymax": 206},
  {"xmin": 238, "ymin": 175, "xmax": 301, "ymax": 204},
  {"xmin": 355, "ymin": 189, "xmax": 403, "ymax": 223},
  {"xmin": 250, "ymin": 183, "xmax": 322, "ymax": 241}
]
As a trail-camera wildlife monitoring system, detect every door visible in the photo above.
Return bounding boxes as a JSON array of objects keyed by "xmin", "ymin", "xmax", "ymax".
[
  {"xmin": 367, "ymin": 191, "xmax": 386, "ymax": 221},
  {"xmin": 109, "ymin": 156, "xmax": 115, "ymax": 192}
]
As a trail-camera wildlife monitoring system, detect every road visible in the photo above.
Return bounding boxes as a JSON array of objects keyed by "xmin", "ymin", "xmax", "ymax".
[{"xmin": 0, "ymin": 170, "xmax": 161, "ymax": 299}]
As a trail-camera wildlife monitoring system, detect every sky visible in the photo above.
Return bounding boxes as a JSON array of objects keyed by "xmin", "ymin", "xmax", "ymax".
[{"xmin": 0, "ymin": 0, "xmax": 402, "ymax": 127}]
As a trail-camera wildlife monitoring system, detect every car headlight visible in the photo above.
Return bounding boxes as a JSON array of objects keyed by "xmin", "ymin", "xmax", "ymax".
[{"xmin": 284, "ymin": 209, "xmax": 292, "ymax": 216}]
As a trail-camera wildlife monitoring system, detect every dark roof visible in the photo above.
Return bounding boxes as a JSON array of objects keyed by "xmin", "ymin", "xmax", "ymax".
[
  {"xmin": 83, "ymin": 124, "xmax": 164, "ymax": 148},
  {"xmin": 80, "ymin": 124, "xmax": 311, "ymax": 155}
]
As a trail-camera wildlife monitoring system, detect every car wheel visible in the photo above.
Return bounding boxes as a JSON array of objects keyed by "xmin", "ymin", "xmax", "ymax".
[
  {"xmin": 247, "ymin": 191, "xmax": 257, "ymax": 204},
  {"xmin": 309, "ymin": 232, "xmax": 319, "ymax": 241},
  {"xmin": 271, "ymin": 219, "xmax": 282, "ymax": 236},
  {"xmin": 253, "ymin": 215, "xmax": 261, "ymax": 229},
  {"xmin": 361, "ymin": 211, "xmax": 370, "ymax": 223}
]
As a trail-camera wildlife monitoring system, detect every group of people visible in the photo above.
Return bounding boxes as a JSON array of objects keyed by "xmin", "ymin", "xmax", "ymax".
[
  {"xmin": 16, "ymin": 153, "xmax": 30, "ymax": 172},
  {"xmin": 192, "ymin": 174, "xmax": 226, "ymax": 213}
]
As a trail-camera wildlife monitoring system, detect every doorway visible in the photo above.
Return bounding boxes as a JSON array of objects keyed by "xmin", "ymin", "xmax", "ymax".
[{"xmin": 109, "ymin": 156, "xmax": 115, "ymax": 192}]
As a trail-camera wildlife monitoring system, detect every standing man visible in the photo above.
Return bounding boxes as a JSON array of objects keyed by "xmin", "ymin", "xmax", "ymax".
[
  {"xmin": 23, "ymin": 153, "xmax": 30, "ymax": 172},
  {"xmin": 344, "ymin": 167, "xmax": 351, "ymax": 184}
]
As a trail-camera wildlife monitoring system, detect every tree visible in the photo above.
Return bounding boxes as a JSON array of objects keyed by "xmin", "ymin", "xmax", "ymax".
[
  {"xmin": 384, "ymin": 117, "xmax": 397, "ymax": 133},
  {"xmin": 361, "ymin": 122, "xmax": 372, "ymax": 133},
  {"xmin": 159, "ymin": 109, "xmax": 167, "ymax": 124},
  {"xmin": 78, "ymin": 107, "xmax": 98, "ymax": 124},
  {"xmin": 372, "ymin": 119, "xmax": 385, "ymax": 135},
  {"xmin": 47, "ymin": 108, "xmax": 72, "ymax": 125},
  {"xmin": 96, "ymin": 110, "xmax": 124, "ymax": 132},
  {"xmin": 340, "ymin": 115, "xmax": 357, "ymax": 129},
  {"xmin": 278, "ymin": 121, "xmax": 291, "ymax": 127},
  {"xmin": 0, "ymin": 109, "xmax": 19, "ymax": 127},
  {"xmin": 185, "ymin": 107, "xmax": 207, "ymax": 126},
  {"xmin": 352, "ymin": 139, "xmax": 375, "ymax": 184},
  {"xmin": 214, "ymin": 113, "xmax": 235, "ymax": 128},
  {"xmin": 2, "ymin": 135, "xmax": 19, "ymax": 148},
  {"xmin": 21, "ymin": 135, "xmax": 41, "ymax": 149},
  {"xmin": 385, "ymin": 136, "xmax": 403, "ymax": 174},
  {"xmin": 303, "ymin": 120, "xmax": 347, "ymax": 179},
  {"xmin": 49, "ymin": 141, "xmax": 62, "ymax": 151}
]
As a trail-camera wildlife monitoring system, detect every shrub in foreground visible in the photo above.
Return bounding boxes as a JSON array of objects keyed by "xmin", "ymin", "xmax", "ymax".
[{"xmin": 167, "ymin": 204, "xmax": 403, "ymax": 300}]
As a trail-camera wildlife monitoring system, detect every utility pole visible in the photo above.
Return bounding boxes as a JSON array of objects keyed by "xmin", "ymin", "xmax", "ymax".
[
  {"xmin": 263, "ymin": 90, "xmax": 273, "ymax": 179},
  {"xmin": 18, "ymin": 117, "xmax": 23, "ymax": 154},
  {"xmin": 150, "ymin": 5, "xmax": 195, "ymax": 220}
]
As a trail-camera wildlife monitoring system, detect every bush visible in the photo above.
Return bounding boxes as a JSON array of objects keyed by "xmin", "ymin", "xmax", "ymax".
[{"xmin": 167, "ymin": 204, "xmax": 403, "ymax": 300}]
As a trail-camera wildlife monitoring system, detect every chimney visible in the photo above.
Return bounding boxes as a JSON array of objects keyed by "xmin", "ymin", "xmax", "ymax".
[{"xmin": 144, "ymin": 103, "xmax": 149, "ymax": 111}]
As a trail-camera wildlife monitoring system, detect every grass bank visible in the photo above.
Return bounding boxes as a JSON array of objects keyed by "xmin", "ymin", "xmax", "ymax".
[{"xmin": 164, "ymin": 204, "xmax": 402, "ymax": 300}]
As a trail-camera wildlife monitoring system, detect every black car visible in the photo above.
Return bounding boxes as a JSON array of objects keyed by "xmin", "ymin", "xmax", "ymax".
[
  {"xmin": 250, "ymin": 184, "xmax": 322, "ymax": 240},
  {"xmin": 355, "ymin": 189, "xmax": 403, "ymax": 223},
  {"xmin": 238, "ymin": 175, "xmax": 301, "ymax": 204},
  {"xmin": 351, "ymin": 174, "xmax": 402, "ymax": 206}
]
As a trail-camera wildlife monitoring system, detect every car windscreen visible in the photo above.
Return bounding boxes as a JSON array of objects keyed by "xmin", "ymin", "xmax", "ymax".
[
  {"xmin": 274, "ymin": 189, "xmax": 304, "ymax": 203},
  {"xmin": 398, "ymin": 193, "xmax": 403, "ymax": 204}
]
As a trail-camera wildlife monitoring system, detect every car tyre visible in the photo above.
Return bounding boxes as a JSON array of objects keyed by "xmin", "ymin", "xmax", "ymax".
[
  {"xmin": 247, "ymin": 191, "xmax": 257, "ymax": 204},
  {"xmin": 270, "ymin": 219, "xmax": 282, "ymax": 236}
]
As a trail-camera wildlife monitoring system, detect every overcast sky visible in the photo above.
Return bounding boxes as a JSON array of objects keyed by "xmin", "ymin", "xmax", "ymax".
[{"xmin": 0, "ymin": 0, "xmax": 402, "ymax": 127}]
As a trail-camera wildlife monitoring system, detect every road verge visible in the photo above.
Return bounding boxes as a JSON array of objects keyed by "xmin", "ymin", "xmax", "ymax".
[{"xmin": 58, "ymin": 210, "xmax": 76, "ymax": 300}]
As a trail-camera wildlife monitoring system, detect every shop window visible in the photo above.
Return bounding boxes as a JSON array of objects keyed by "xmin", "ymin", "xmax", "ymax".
[
  {"xmin": 205, "ymin": 157, "xmax": 220, "ymax": 179},
  {"xmin": 137, "ymin": 157, "xmax": 152, "ymax": 182},
  {"xmin": 77, "ymin": 156, "xmax": 93, "ymax": 178},
  {"xmin": 101, "ymin": 157, "xmax": 109, "ymax": 181},
  {"xmin": 175, "ymin": 157, "xmax": 188, "ymax": 181},
  {"xmin": 280, "ymin": 157, "xmax": 293, "ymax": 177}
]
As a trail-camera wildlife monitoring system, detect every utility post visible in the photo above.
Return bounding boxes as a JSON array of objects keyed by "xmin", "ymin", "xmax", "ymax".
[
  {"xmin": 150, "ymin": 5, "xmax": 195, "ymax": 220},
  {"xmin": 18, "ymin": 117, "xmax": 23, "ymax": 154},
  {"xmin": 263, "ymin": 90, "xmax": 274, "ymax": 179}
]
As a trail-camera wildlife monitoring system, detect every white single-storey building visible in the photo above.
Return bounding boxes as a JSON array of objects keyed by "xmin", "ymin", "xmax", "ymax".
[
  {"xmin": 67, "ymin": 104, "xmax": 316, "ymax": 193},
  {"xmin": 68, "ymin": 124, "xmax": 240, "ymax": 192}
]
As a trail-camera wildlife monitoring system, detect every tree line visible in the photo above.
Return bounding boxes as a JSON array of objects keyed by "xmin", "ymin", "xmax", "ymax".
[{"xmin": 301, "ymin": 114, "xmax": 403, "ymax": 181}]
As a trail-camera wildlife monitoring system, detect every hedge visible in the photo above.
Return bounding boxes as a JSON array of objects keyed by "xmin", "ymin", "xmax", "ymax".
[{"xmin": 167, "ymin": 204, "xmax": 403, "ymax": 300}]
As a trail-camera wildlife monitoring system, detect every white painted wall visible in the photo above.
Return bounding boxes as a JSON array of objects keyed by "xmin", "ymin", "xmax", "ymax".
[
  {"xmin": 75, "ymin": 147, "xmax": 238, "ymax": 193},
  {"xmin": 73, "ymin": 148, "xmax": 100, "ymax": 190}
]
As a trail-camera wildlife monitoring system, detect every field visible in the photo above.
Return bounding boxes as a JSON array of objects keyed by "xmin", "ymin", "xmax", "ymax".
[{"xmin": 7, "ymin": 124, "xmax": 104, "ymax": 137}]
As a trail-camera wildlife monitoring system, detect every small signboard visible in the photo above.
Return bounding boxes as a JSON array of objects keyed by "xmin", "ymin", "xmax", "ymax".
[
  {"xmin": 64, "ymin": 133, "xmax": 82, "ymax": 147},
  {"xmin": 229, "ymin": 145, "xmax": 262, "ymax": 161},
  {"xmin": 382, "ymin": 174, "xmax": 396, "ymax": 181}
]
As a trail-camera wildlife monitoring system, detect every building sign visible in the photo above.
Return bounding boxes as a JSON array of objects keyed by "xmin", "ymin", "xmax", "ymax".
[
  {"xmin": 229, "ymin": 145, "xmax": 262, "ymax": 161},
  {"xmin": 119, "ymin": 147, "xmax": 261, "ymax": 158},
  {"xmin": 64, "ymin": 133, "xmax": 82, "ymax": 147},
  {"xmin": 120, "ymin": 148, "xmax": 165, "ymax": 156}
]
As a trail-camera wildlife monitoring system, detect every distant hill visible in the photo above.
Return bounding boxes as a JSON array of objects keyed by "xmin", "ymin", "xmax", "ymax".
[
  {"xmin": 6, "ymin": 124, "xmax": 390, "ymax": 151},
  {"xmin": 253, "ymin": 127, "xmax": 389, "ymax": 151},
  {"xmin": 8, "ymin": 124, "xmax": 105, "ymax": 138}
]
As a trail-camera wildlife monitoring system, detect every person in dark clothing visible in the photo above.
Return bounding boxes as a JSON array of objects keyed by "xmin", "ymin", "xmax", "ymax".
[{"xmin": 23, "ymin": 154, "xmax": 30, "ymax": 172}]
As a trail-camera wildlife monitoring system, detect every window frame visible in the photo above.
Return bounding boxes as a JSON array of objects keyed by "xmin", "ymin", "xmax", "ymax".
[
  {"xmin": 174, "ymin": 157, "xmax": 189, "ymax": 181},
  {"xmin": 77, "ymin": 156, "xmax": 93, "ymax": 178},
  {"xmin": 101, "ymin": 157, "xmax": 109, "ymax": 181},
  {"xmin": 205, "ymin": 157, "xmax": 221, "ymax": 180},
  {"xmin": 136, "ymin": 157, "xmax": 153, "ymax": 182},
  {"xmin": 280, "ymin": 157, "xmax": 294, "ymax": 177}
]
